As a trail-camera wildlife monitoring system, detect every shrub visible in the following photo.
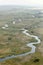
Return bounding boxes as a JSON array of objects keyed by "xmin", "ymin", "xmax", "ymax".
[{"xmin": 33, "ymin": 58, "xmax": 40, "ymax": 63}]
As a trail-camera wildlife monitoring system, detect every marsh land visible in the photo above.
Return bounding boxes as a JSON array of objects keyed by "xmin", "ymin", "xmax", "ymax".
[{"xmin": 0, "ymin": 6, "xmax": 43, "ymax": 65}]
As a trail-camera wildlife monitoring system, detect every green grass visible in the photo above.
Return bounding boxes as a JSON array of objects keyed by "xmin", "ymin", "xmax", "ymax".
[
  {"xmin": 0, "ymin": 6, "xmax": 43, "ymax": 65},
  {"xmin": 0, "ymin": 52, "xmax": 43, "ymax": 65}
]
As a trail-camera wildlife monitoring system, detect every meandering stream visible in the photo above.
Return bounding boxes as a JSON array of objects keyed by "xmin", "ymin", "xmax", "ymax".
[{"xmin": 0, "ymin": 29, "xmax": 41, "ymax": 62}]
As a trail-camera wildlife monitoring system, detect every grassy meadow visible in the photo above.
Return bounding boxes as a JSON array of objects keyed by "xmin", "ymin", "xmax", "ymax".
[{"xmin": 0, "ymin": 6, "xmax": 43, "ymax": 65}]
